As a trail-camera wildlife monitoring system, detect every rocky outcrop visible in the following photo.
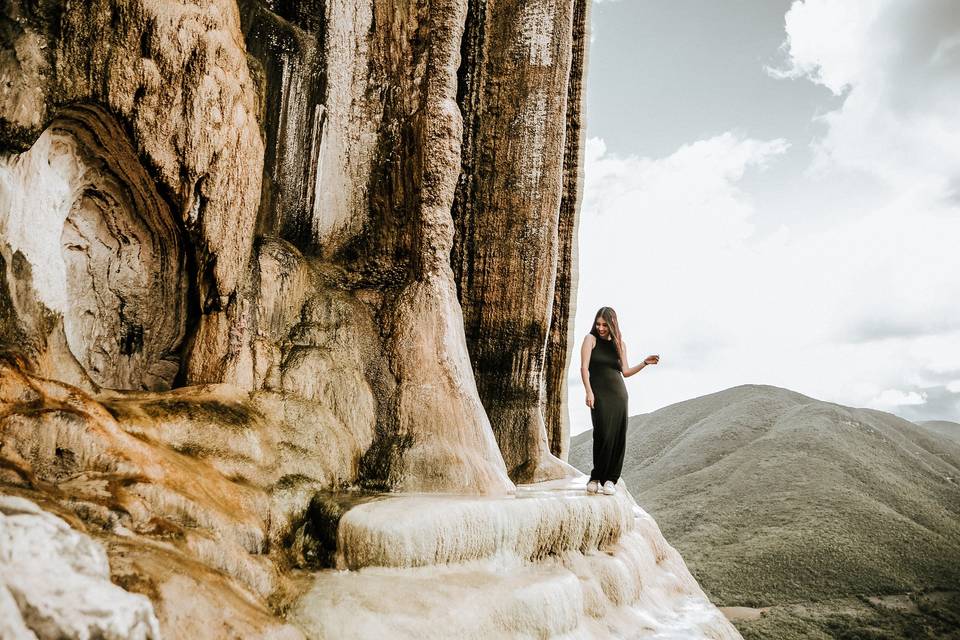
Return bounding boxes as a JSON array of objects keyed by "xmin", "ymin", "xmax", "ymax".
[
  {"xmin": 0, "ymin": 495, "xmax": 161, "ymax": 639},
  {"xmin": 240, "ymin": 0, "xmax": 514, "ymax": 493},
  {"xmin": 0, "ymin": 0, "xmax": 572, "ymax": 494},
  {"xmin": 0, "ymin": 361, "xmax": 322, "ymax": 637}
]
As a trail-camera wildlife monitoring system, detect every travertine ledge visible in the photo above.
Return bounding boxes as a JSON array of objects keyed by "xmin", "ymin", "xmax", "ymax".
[
  {"xmin": 292, "ymin": 478, "xmax": 742, "ymax": 639},
  {"xmin": 336, "ymin": 478, "xmax": 634, "ymax": 570}
]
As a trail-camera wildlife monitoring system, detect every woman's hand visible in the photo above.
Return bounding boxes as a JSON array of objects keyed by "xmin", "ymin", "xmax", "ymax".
[
  {"xmin": 644, "ymin": 355, "xmax": 660, "ymax": 365},
  {"xmin": 585, "ymin": 391, "xmax": 595, "ymax": 408}
]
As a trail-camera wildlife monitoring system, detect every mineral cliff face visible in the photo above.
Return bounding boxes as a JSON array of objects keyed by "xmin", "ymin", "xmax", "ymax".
[
  {"xmin": 451, "ymin": 0, "xmax": 585, "ymax": 482},
  {"xmin": 0, "ymin": 1, "xmax": 740, "ymax": 638}
]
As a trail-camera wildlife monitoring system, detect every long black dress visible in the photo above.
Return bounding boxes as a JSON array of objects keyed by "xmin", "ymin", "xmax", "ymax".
[{"xmin": 588, "ymin": 335, "xmax": 628, "ymax": 484}]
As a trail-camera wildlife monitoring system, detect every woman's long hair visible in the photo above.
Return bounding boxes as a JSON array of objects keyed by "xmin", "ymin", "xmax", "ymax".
[{"xmin": 589, "ymin": 306, "xmax": 625, "ymax": 371}]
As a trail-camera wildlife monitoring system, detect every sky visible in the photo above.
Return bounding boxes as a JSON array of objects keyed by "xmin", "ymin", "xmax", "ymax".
[{"xmin": 568, "ymin": 0, "xmax": 960, "ymax": 434}]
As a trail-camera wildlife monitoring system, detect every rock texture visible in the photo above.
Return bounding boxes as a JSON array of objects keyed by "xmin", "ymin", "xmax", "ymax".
[
  {"xmin": 238, "ymin": 0, "xmax": 513, "ymax": 493},
  {"xmin": 0, "ymin": 0, "xmax": 737, "ymax": 637},
  {"xmin": 0, "ymin": 495, "xmax": 161, "ymax": 639},
  {"xmin": 0, "ymin": 361, "xmax": 316, "ymax": 637},
  {"xmin": 452, "ymin": 0, "xmax": 589, "ymax": 481},
  {"xmin": 0, "ymin": 0, "xmax": 264, "ymax": 392},
  {"xmin": 290, "ymin": 479, "xmax": 741, "ymax": 639},
  {"xmin": 0, "ymin": 0, "xmax": 578, "ymax": 495},
  {"xmin": 545, "ymin": 0, "xmax": 589, "ymax": 462},
  {"xmin": 1, "ymin": 104, "xmax": 187, "ymax": 391}
]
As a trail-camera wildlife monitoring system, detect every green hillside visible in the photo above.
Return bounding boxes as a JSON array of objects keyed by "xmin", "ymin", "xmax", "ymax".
[{"xmin": 570, "ymin": 385, "xmax": 960, "ymax": 639}]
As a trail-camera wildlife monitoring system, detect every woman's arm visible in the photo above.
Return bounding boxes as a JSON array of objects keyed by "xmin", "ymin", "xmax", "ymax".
[
  {"xmin": 580, "ymin": 335, "xmax": 596, "ymax": 408},
  {"xmin": 621, "ymin": 341, "xmax": 659, "ymax": 378}
]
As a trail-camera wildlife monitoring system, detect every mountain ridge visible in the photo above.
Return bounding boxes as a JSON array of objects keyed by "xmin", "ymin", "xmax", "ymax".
[
  {"xmin": 917, "ymin": 419, "xmax": 960, "ymax": 443},
  {"xmin": 570, "ymin": 383, "xmax": 960, "ymax": 637}
]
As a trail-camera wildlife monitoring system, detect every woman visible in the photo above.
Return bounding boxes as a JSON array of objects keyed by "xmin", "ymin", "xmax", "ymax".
[{"xmin": 581, "ymin": 307, "xmax": 659, "ymax": 495}]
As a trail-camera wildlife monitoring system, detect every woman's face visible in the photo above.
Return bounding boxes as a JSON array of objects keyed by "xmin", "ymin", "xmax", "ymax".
[{"xmin": 595, "ymin": 316, "xmax": 609, "ymax": 339}]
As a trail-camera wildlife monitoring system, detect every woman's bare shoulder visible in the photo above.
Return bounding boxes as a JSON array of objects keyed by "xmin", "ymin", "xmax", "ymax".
[{"xmin": 582, "ymin": 334, "xmax": 596, "ymax": 347}]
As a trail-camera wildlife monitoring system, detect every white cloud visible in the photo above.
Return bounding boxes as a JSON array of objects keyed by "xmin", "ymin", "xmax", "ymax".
[
  {"xmin": 947, "ymin": 380, "xmax": 960, "ymax": 394},
  {"xmin": 767, "ymin": 0, "xmax": 886, "ymax": 94},
  {"xmin": 871, "ymin": 389, "xmax": 927, "ymax": 407},
  {"xmin": 583, "ymin": 134, "xmax": 788, "ymax": 247},
  {"xmin": 570, "ymin": 134, "xmax": 960, "ymax": 434},
  {"xmin": 773, "ymin": 0, "xmax": 960, "ymax": 195}
]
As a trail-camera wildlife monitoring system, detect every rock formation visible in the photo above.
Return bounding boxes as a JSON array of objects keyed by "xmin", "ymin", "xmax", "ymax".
[
  {"xmin": 451, "ymin": 0, "xmax": 585, "ymax": 481},
  {"xmin": 290, "ymin": 480, "xmax": 739, "ymax": 638},
  {"xmin": 0, "ymin": 0, "xmax": 741, "ymax": 637},
  {"xmin": 1, "ymin": 104, "xmax": 187, "ymax": 391},
  {"xmin": 0, "ymin": 495, "xmax": 161, "ymax": 639}
]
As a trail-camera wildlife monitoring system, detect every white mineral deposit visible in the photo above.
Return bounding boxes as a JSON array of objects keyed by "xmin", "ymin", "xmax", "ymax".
[{"xmin": 291, "ymin": 478, "xmax": 738, "ymax": 639}]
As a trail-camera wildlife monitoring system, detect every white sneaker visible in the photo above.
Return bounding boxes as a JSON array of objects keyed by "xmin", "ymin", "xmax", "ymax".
[
  {"xmin": 601, "ymin": 481, "xmax": 617, "ymax": 495},
  {"xmin": 586, "ymin": 480, "xmax": 599, "ymax": 494}
]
